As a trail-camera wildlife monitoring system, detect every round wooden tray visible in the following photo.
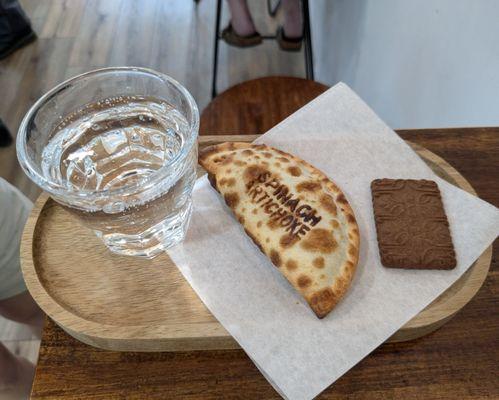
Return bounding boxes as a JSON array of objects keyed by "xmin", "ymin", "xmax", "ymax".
[{"xmin": 20, "ymin": 136, "xmax": 492, "ymax": 351}]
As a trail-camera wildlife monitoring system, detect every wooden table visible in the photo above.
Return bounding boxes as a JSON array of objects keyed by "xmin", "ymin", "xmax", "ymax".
[{"xmin": 31, "ymin": 78, "xmax": 499, "ymax": 399}]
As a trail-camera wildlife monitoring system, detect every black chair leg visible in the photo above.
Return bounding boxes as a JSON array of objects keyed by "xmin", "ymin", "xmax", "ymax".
[
  {"xmin": 302, "ymin": 0, "xmax": 314, "ymax": 80},
  {"xmin": 211, "ymin": 0, "xmax": 222, "ymax": 99}
]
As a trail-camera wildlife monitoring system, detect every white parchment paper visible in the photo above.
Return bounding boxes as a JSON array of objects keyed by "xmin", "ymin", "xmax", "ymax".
[{"xmin": 167, "ymin": 83, "xmax": 499, "ymax": 400}]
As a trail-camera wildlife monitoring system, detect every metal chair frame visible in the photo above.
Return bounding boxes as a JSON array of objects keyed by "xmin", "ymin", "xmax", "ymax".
[{"xmin": 209, "ymin": 0, "xmax": 314, "ymax": 98}]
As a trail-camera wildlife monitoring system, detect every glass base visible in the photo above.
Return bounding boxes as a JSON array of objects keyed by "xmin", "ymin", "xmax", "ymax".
[{"xmin": 99, "ymin": 202, "xmax": 193, "ymax": 259}]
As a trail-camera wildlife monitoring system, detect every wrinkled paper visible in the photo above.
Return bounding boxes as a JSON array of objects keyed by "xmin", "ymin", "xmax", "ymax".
[{"xmin": 167, "ymin": 83, "xmax": 499, "ymax": 400}]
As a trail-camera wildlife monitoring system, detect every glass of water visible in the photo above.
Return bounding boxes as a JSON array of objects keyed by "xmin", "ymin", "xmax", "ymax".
[{"xmin": 17, "ymin": 67, "xmax": 199, "ymax": 258}]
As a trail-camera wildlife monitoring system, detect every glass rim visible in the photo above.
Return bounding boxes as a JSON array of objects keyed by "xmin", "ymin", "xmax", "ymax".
[{"xmin": 16, "ymin": 66, "xmax": 199, "ymax": 202}]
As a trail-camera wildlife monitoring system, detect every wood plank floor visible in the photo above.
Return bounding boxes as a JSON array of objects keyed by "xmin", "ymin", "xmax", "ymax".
[{"xmin": 0, "ymin": 0, "xmax": 309, "ymax": 366}]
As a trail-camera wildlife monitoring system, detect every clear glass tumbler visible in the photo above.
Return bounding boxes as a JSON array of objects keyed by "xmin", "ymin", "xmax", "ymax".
[{"xmin": 17, "ymin": 67, "xmax": 199, "ymax": 258}]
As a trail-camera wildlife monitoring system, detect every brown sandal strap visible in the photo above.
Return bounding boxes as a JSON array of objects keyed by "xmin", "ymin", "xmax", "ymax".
[
  {"xmin": 221, "ymin": 24, "xmax": 263, "ymax": 48},
  {"xmin": 276, "ymin": 26, "xmax": 303, "ymax": 52}
]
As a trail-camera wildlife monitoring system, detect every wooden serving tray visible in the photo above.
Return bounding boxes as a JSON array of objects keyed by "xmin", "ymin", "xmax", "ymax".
[{"xmin": 20, "ymin": 135, "xmax": 492, "ymax": 351}]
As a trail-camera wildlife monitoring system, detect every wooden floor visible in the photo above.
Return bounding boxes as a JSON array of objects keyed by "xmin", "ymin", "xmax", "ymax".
[{"xmin": 0, "ymin": 0, "xmax": 308, "ymax": 369}]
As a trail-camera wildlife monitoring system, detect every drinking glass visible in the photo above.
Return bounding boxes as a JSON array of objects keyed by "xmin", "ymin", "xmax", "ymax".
[{"xmin": 17, "ymin": 67, "xmax": 199, "ymax": 258}]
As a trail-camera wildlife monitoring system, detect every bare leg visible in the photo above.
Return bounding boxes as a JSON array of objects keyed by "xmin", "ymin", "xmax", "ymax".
[
  {"xmin": 226, "ymin": 0, "xmax": 257, "ymax": 36},
  {"xmin": 282, "ymin": 0, "xmax": 303, "ymax": 38},
  {"xmin": 0, "ymin": 291, "xmax": 44, "ymax": 339}
]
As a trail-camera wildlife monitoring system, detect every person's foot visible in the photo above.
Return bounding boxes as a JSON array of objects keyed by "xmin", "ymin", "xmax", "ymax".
[
  {"xmin": 281, "ymin": 0, "xmax": 303, "ymax": 39},
  {"xmin": 0, "ymin": 25, "xmax": 36, "ymax": 60},
  {"xmin": 282, "ymin": 17, "xmax": 302, "ymax": 40},
  {"xmin": 226, "ymin": 0, "xmax": 258, "ymax": 35},
  {"xmin": 0, "ymin": 120, "xmax": 13, "ymax": 147},
  {"xmin": 224, "ymin": 0, "xmax": 261, "ymax": 47},
  {"xmin": 277, "ymin": 0, "xmax": 303, "ymax": 51},
  {"xmin": 276, "ymin": 26, "xmax": 302, "ymax": 52},
  {"xmin": 222, "ymin": 23, "xmax": 262, "ymax": 48}
]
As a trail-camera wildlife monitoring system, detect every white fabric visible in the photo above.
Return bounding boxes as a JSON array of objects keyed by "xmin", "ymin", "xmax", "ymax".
[{"xmin": 0, "ymin": 178, "xmax": 32, "ymax": 300}]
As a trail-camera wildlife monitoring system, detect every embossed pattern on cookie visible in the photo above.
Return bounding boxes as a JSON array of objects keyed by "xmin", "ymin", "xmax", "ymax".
[{"xmin": 371, "ymin": 179, "xmax": 456, "ymax": 270}]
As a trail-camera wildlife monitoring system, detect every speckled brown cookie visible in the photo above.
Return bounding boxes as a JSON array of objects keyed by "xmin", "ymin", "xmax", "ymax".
[
  {"xmin": 371, "ymin": 179, "xmax": 456, "ymax": 270},
  {"xmin": 199, "ymin": 142, "xmax": 359, "ymax": 318}
]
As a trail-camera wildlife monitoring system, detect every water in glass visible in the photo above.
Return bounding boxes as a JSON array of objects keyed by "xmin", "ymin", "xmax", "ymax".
[{"xmin": 40, "ymin": 95, "xmax": 197, "ymax": 257}]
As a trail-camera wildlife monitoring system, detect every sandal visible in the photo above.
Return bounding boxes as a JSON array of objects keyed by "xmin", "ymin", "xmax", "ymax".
[
  {"xmin": 221, "ymin": 23, "xmax": 263, "ymax": 48},
  {"xmin": 276, "ymin": 26, "xmax": 302, "ymax": 52}
]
